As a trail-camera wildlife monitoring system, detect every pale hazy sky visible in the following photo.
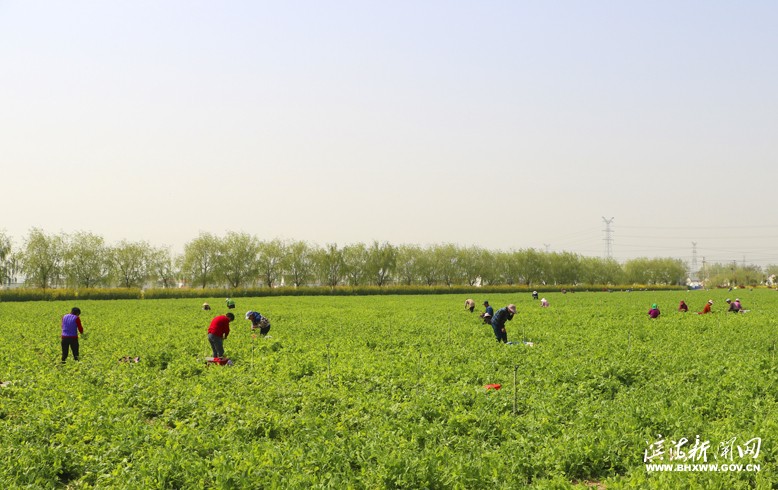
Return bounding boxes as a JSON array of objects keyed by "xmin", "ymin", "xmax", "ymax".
[{"xmin": 2, "ymin": 1, "xmax": 777, "ymax": 267}]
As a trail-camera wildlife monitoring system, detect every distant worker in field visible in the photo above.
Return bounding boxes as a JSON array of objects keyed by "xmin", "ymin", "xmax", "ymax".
[
  {"xmin": 465, "ymin": 298, "xmax": 476, "ymax": 313},
  {"xmin": 202, "ymin": 302, "xmax": 211, "ymax": 311},
  {"xmin": 491, "ymin": 304, "xmax": 517, "ymax": 343},
  {"xmin": 480, "ymin": 300, "xmax": 494, "ymax": 324},
  {"xmin": 678, "ymin": 300, "xmax": 688, "ymax": 312},
  {"xmin": 61, "ymin": 307, "xmax": 84, "ymax": 363},
  {"xmin": 246, "ymin": 310, "xmax": 271, "ymax": 337},
  {"xmin": 207, "ymin": 312, "xmax": 234, "ymax": 358},
  {"xmin": 698, "ymin": 300, "xmax": 713, "ymax": 315},
  {"xmin": 226, "ymin": 298, "xmax": 236, "ymax": 309},
  {"xmin": 532, "ymin": 290, "xmax": 539, "ymax": 300},
  {"xmin": 734, "ymin": 298, "xmax": 749, "ymax": 313},
  {"xmin": 727, "ymin": 298, "xmax": 744, "ymax": 313},
  {"xmin": 648, "ymin": 303, "xmax": 661, "ymax": 319},
  {"xmin": 540, "ymin": 297, "xmax": 549, "ymax": 308}
]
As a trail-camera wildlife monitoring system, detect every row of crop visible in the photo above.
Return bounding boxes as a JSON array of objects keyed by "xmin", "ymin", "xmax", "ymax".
[{"xmin": 0, "ymin": 284, "xmax": 688, "ymax": 302}]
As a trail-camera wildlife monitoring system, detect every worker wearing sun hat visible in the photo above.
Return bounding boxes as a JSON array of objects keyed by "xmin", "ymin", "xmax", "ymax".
[
  {"xmin": 480, "ymin": 300, "xmax": 494, "ymax": 324},
  {"xmin": 699, "ymin": 299, "xmax": 713, "ymax": 315},
  {"xmin": 648, "ymin": 303, "xmax": 660, "ymax": 319},
  {"xmin": 491, "ymin": 304, "xmax": 516, "ymax": 343},
  {"xmin": 728, "ymin": 298, "xmax": 742, "ymax": 313},
  {"xmin": 246, "ymin": 310, "xmax": 271, "ymax": 336}
]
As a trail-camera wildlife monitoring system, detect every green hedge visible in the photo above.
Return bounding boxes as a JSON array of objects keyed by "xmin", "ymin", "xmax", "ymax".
[
  {"xmin": 0, "ymin": 288, "xmax": 142, "ymax": 302},
  {"xmin": 0, "ymin": 284, "xmax": 687, "ymax": 302}
]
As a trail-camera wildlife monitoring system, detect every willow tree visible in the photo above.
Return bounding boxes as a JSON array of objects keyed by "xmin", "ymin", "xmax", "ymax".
[
  {"xmin": 20, "ymin": 228, "xmax": 65, "ymax": 289},
  {"xmin": 218, "ymin": 232, "xmax": 261, "ymax": 288},
  {"xmin": 111, "ymin": 240, "xmax": 152, "ymax": 288},
  {"xmin": 181, "ymin": 232, "xmax": 221, "ymax": 288}
]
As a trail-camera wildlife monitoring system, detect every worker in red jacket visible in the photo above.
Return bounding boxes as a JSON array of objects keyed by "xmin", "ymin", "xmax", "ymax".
[
  {"xmin": 207, "ymin": 312, "xmax": 234, "ymax": 358},
  {"xmin": 698, "ymin": 300, "xmax": 713, "ymax": 315}
]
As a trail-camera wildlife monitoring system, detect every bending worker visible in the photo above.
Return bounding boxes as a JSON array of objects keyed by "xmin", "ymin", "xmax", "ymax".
[
  {"xmin": 208, "ymin": 312, "xmax": 234, "ymax": 358},
  {"xmin": 491, "ymin": 304, "xmax": 516, "ymax": 343},
  {"xmin": 246, "ymin": 310, "xmax": 272, "ymax": 337}
]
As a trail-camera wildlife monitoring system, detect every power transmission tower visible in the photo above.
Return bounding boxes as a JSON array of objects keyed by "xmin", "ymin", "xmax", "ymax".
[
  {"xmin": 701, "ymin": 256, "xmax": 707, "ymax": 286},
  {"xmin": 691, "ymin": 242, "xmax": 698, "ymax": 280},
  {"xmin": 544, "ymin": 243, "xmax": 550, "ymax": 253},
  {"xmin": 602, "ymin": 217, "xmax": 615, "ymax": 259}
]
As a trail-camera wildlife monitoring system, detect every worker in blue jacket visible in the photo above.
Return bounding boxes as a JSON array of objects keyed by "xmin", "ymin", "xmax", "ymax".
[
  {"xmin": 480, "ymin": 300, "xmax": 494, "ymax": 324},
  {"xmin": 491, "ymin": 304, "xmax": 516, "ymax": 343}
]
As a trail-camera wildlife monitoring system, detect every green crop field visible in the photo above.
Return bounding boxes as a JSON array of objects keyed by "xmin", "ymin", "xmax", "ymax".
[{"xmin": 1, "ymin": 290, "xmax": 776, "ymax": 489}]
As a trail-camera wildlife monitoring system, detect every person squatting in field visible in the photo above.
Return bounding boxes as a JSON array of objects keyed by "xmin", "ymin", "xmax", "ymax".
[
  {"xmin": 648, "ymin": 303, "xmax": 660, "ymax": 319},
  {"xmin": 727, "ymin": 298, "xmax": 745, "ymax": 313},
  {"xmin": 480, "ymin": 300, "xmax": 494, "ymax": 324},
  {"xmin": 698, "ymin": 299, "xmax": 714, "ymax": 314},
  {"xmin": 491, "ymin": 304, "xmax": 516, "ymax": 343},
  {"xmin": 61, "ymin": 307, "xmax": 84, "ymax": 363},
  {"xmin": 245, "ymin": 310, "xmax": 271, "ymax": 337},
  {"xmin": 208, "ymin": 312, "xmax": 234, "ymax": 358},
  {"xmin": 678, "ymin": 300, "xmax": 689, "ymax": 312},
  {"xmin": 465, "ymin": 299, "xmax": 476, "ymax": 313}
]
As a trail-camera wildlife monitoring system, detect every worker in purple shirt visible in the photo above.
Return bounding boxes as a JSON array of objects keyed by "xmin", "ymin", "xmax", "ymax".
[
  {"xmin": 61, "ymin": 307, "xmax": 84, "ymax": 363},
  {"xmin": 647, "ymin": 303, "xmax": 661, "ymax": 319}
]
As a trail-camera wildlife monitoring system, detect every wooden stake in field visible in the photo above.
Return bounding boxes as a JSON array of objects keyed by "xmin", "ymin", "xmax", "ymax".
[
  {"xmin": 326, "ymin": 343, "xmax": 332, "ymax": 386},
  {"xmin": 513, "ymin": 365, "xmax": 518, "ymax": 415},
  {"xmin": 251, "ymin": 333, "xmax": 256, "ymax": 370}
]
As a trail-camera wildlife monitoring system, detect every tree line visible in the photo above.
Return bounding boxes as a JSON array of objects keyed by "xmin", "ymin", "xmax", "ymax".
[{"xmin": 0, "ymin": 229, "xmax": 773, "ymax": 289}]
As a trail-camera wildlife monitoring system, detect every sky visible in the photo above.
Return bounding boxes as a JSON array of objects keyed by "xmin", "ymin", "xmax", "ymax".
[{"xmin": 2, "ymin": 1, "xmax": 777, "ymax": 269}]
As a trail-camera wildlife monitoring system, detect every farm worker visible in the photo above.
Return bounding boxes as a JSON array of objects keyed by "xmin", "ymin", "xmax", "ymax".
[
  {"xmin": 465, "ymin": 298, "xmax": 476, "ymax": 313},
  {"xmin": 202, "ymin": 302, "xmax": 211, "ymax": 311},
  {"xmin": 734, "ymin": 298, "xmax": 749, "ymax": 313},
  {"xmin": 648, "ymin": 303, "xmax": 660, "ymax": 319},
  {"xmin": 208, "ymin": 312, "xmax": 234, "ymax": 358},
  {"xmin": 727, "ymin": 298, "xmax": 742, "ymax": 313},
  {"xmin": 540, "ymin": 298, "xmax": 549, "ymax": 308},
  {"xmin": 480, "ymin": 300, "xmax": 494, "ymax": 324},
  {"xmin": 698, "ymin": 300, "xmax": 713, "ymax": 315},
  {"xmin": 491, "ymin": 304, "xmax": 516, "ymax": 343},
  {"xmin": 532, "ymin": 290, "xmax": 539, "ymax": 300},
  {"xmin": 61, "ymin": 307, "xmax": 84, "ymax": 363},
  {"xmin": 226, "ymin": 298, "xmax": 236, "ymax": 309},
  {"xmin": 246, "ymin": 310, "xmax": 271, "ymax": 337},
  {"xmin": 678, "ymin": 300, "xmax": 688, "ymax": 312}
]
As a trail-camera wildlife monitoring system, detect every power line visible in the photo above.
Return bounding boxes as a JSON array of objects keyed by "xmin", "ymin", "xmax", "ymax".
[{"xmin": 620, "ymin": 225, "xmax": 778, "ymax": 230}]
